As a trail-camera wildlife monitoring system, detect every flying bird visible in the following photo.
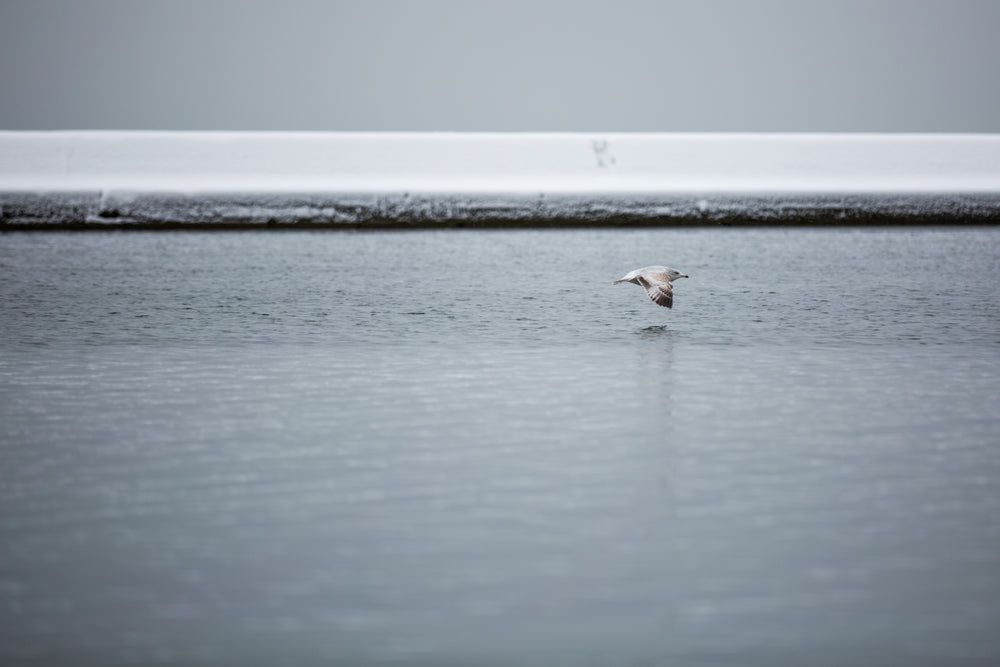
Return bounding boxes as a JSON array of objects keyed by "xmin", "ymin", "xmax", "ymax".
[{"xmin": 613, "ymin": 266, "xmax": 689, "ymax": 308}]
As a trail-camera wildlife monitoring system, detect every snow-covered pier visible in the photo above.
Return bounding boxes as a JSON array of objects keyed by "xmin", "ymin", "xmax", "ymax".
[{"xmin": 2, "ymin": 132, "xmax": 999, "ymax": 227}]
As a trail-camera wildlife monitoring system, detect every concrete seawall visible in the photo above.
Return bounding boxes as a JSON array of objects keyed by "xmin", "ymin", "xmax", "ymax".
[{"xmin": 3, "ymin": 132, "xmax": 1000, "ymax": 228}]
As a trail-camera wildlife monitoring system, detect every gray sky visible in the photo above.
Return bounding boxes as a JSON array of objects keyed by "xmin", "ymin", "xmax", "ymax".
[{"xmin": 1, "ymin": 0, "xmax": 999, "ymax": 132}]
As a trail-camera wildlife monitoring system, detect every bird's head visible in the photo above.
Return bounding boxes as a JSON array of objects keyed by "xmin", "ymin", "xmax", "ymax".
[{"xmin": 665, "ymin": 268, "xmax": 689, "ymax": 281}]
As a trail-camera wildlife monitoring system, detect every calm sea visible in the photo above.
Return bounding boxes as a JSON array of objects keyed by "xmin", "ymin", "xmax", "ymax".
[{"xmin": 2, "ymin": 228, "xmax": 999, "ymax": 666}]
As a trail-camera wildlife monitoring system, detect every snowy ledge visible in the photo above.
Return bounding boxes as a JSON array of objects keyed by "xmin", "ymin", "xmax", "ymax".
[{"xmin": 2, "ymin": 131, "xmax": 999, "ymax": 227}]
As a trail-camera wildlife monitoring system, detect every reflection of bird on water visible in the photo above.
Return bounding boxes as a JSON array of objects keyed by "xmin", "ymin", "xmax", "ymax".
[{"xmin": 613, "ymin": 267, "xmax": 689, "ymax": 308}]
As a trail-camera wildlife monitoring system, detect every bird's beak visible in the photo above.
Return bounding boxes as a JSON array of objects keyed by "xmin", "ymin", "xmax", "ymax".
[{"xmin": 681, "ymin": 274, "xmax": 689, "ymax": 278}]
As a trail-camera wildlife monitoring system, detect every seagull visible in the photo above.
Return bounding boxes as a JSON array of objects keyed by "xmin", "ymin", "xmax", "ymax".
[{"xmin": 613, "ymin": 266, "xmax": 689, "ymax": 308}]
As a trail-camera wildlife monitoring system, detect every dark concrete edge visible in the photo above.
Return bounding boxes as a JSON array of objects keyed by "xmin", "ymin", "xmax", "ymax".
[
  {"xmin": 4, "ymin": 216, "xmax": 1000, "ymax": 231},
  {"xmin": 4, "ymin": 190, "xmax": 1000, "ymax": 229}
]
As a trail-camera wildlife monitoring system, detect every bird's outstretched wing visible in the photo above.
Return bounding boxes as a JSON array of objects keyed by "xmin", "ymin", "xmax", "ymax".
[{"xmin": 636, "ymin": 275, "xmax": 673, "ymax": 308}]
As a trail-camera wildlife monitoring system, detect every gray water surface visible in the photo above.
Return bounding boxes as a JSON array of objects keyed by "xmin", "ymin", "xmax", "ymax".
[{"xmin": 1, "ymin": 229, "xmax": 999, "ymax": 665}]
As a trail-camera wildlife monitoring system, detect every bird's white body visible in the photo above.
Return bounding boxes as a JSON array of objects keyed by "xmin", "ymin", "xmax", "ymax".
[{"xmin": 614, "ymin": 266, "xmax": 688, "ymax": 308}]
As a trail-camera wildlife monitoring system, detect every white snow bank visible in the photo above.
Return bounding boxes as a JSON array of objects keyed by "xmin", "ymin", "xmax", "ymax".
[
  {"xmin": 2, "ymin": 131, "xmax": 1000, "ymax": 194},
  {"xmin": 3, "ymin": 132, "xmax": 1000, "ymax": 226}
]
